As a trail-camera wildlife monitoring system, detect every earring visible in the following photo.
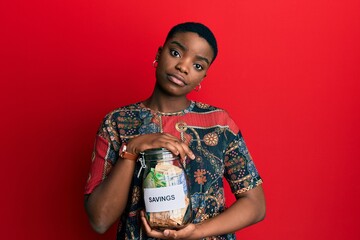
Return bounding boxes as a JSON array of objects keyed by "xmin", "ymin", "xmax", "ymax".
[
  {"xmin": 153, "ymin": 60, "xmax": 158, "ymax": 68},
  {"xmin": 194, "ymin": 84, "xmax": 201, "ymax": 92}
]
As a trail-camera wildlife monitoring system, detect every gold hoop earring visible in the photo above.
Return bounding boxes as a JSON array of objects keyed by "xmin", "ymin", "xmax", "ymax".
[
  {"xmin": 153, "ymin": 60, "xmax": 158, "ymax": 68},
  {"xmin": 194, "ymin": 84, "xmax": 201, "ymax": 92}
]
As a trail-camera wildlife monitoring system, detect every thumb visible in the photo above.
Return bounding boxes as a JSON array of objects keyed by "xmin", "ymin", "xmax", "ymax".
[{"xmin": 163, "ymin": 229, "xmax": 177, "ymax": 238}]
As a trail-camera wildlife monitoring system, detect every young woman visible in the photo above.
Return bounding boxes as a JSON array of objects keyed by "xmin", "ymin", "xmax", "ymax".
[{"xmin": 84, "ymin": 22, "xmax": 265, "ymax": 240}]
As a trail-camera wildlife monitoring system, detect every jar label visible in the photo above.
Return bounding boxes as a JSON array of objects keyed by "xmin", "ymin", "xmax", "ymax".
[{"xmin": 144, "ymin": 184, "xmax": 186, "ymax": 212}]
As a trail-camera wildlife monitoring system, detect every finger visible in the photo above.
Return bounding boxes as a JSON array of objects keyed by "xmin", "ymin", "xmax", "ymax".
[
  {"xmin": 148, "ymin": 134, "xmax": 180, "ymax": 151},
  {"xmin": 168, "ymin": 140, "xmax": 195, "ymax": 160},
  {"xmin": 140, "ymin": 210, "xmax": 166, "ymax": 239},
  {"xmin": 172, "ymin": 140, "xmax": 186, "ymax": 159},
  {"xmin": 135, "ymin": 133, "xmax": 176, "ymax": 152},
  {"xmin": 166, "ymin": 224, "xmax": 196, "ymax": 239},
  {"xmin": 166, "ymin": 141, "xmax": 194, "ymax": 160},
  {"xmin": 179, "ymin": 142, "xmax": 195, "ymax": 160},
  {"xmin": 143, "ymin": 133, "xmax": 195, "ymax": 160},
  {"xmin": 161, "ymin": 141, "xmax": 179, "ymax": 156},
  {"xmin": 140, "ymin": 210, "xmax": 152, "ymax": 233},
  {"xmin": 161, "ymin": 135, "xmax": 195, "ymax": 160}
]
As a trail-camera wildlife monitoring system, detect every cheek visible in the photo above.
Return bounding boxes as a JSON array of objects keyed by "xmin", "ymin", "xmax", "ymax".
[{"xmin": 191, "ymin": 71, "xmax": 206, "ymax": 83}]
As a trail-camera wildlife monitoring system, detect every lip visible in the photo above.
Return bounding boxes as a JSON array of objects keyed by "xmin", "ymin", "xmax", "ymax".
[{"xmin": 167, "ymin": 73, "xmax": 187, "ymax": 87}]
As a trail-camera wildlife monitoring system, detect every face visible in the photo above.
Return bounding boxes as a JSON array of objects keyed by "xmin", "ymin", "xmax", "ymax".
[{"xmin": 155, "ymin": 32, "xmax": 214, "ymax": 97}]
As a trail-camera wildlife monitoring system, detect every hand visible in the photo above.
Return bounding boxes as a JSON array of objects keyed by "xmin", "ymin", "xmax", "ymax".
[
  {"xmin": 140, "ymin": 210, "xmax": 198, "ymax": 239},
  {"xmin": 127, "ymin": 133, "xmax": 195, "ymax": 160}
]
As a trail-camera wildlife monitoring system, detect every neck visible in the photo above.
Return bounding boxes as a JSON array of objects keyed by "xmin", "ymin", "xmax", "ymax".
[{"xmin": 143, "ymin": 90, "xmax": 191, "ymax": 113}]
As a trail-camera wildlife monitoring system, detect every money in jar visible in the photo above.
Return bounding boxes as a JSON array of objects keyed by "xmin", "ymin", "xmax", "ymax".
[{"xmin": 140, "ymin": 148, "xmax": 192, "ymax": 230}]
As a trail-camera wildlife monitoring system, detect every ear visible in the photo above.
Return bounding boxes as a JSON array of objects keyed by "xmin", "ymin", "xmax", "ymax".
[
  {"xmin": 202, "ymin": 72, "xmax": 207, "ymax": 79},
  {"xmin": 199, "ymin": 74, "xmax": 207, "ymax": 84},
  {"xmin": 155, "ymin": 46, "xmax": 163, "ymax": 61}
]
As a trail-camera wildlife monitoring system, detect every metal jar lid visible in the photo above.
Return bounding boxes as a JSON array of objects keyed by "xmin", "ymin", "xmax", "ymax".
[{"xmin": 142, "ymin": 148, "xmax": 178, "ymax": 161}]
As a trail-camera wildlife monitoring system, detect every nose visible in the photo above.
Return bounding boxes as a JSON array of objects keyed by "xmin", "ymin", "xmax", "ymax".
[{"xmin": 175, "ymin": 61, "xmax": 189, "ymax": 74}]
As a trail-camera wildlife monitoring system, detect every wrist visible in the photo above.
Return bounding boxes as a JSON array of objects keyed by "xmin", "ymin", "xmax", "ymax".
[
  {"xmin": 125, "ymin": 140, "xmax": 138, "ymax": 155},
  {"xmin": 119, "ymin": 143, "xmax": 138, "ymax": 161}
]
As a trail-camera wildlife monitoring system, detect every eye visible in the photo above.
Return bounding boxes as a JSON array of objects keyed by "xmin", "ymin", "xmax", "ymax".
[
  {"xmin": 170, "ymin": 49, "xmax": 181, "ymax": 58},
  {"xmin": 194, "ymin": 63, "xmax": 203, "ymax": 71}
]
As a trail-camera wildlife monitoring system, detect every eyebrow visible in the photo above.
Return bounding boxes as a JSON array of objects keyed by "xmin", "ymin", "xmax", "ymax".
[{"xmin": 170, "ymin": 41, "xmax": 210, "ymax": 66}]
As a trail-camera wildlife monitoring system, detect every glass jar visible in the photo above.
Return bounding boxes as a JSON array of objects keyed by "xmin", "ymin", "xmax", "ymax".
[{"xmin": 140, "ymin": 148, "xmax": 192, "ymax": 230}]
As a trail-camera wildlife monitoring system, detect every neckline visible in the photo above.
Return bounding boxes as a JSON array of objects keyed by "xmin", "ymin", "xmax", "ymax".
[{"xmin": 139, "ymin": 100, "xmax": 195, "ymax": 116}]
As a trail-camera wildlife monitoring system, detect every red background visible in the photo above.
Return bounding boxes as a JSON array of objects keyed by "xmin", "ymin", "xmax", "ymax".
[{"xmin": 1, "ymin": 0, "xmax": 360, "ymax": 239}]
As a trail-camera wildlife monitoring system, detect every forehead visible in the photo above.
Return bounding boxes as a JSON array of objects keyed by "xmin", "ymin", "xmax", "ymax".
[{"xmin": 165, "ymin": 32, "xmax": 214, "ymax": 61}]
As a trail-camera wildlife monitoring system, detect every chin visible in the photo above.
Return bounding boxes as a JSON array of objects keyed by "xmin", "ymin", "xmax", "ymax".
[{"xmin": 156, "ymin": 82, "xmax": 187, "ymax": 97}]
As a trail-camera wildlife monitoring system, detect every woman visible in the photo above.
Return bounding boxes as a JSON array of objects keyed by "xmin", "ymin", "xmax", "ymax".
[{"xmin": 85, "ymin": 22, "xmax": 265, "ymax": 239}]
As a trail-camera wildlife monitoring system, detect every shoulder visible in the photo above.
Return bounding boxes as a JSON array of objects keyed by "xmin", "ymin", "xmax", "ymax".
[
  {"xmin": 192, "ymin": 101, "xmax": 232, "ymax": 118},
  {"xmin": 103, "ymin": 102, "xmax": 142, "ymax": 120},
  {"xmin": 192, "ymin": 101, "xmax": 224, "ymax": 113},
  {"xmin": 97, "ymin": 102, "xmax": 143, "ymax": 138},
  {"xmin": 192, "ymin": 101, "xmax": 239, "ymax": 134}
]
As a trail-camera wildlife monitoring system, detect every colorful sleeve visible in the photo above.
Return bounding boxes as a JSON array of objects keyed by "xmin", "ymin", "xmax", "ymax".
[
  {"xmin": 224, "ymin": 132, "xmax": 263, "ymax": 195},
  {"xmin": 84, "ymin": 114, "xmax": 121, "ymax": 195}
]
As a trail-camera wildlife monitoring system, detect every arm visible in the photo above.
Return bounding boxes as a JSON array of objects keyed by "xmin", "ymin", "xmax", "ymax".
[
  {"xmin": 141, "ymin": 185, "xmax": 265, "ymax": 239},
  {"xmin": 84, "ymin": 133, "xmax": 195, "ymax": 234},
  {"xmin": 84, "ymin": 157, "xmax": 136, "ymax": 234},
  {"xmin": 192, "ymin": 185, "xmax": 266, "ymax": 238}
]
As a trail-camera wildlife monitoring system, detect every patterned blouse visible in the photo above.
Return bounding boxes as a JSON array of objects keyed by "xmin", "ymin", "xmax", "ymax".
[{"xmin": 85, "ymin": 101, "xmax": 263, "ymax": 240}]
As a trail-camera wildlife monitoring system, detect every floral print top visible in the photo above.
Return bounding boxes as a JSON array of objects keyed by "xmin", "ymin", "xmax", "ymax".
[{"xmin": 85, "ymin": 101, "xmax": 263, "ymax": 240}]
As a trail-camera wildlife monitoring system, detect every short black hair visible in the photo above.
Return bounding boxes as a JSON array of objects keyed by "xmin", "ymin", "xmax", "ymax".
[{"xmin": 165, "ymin": 22, "xmax": 218, "ymax": 63}]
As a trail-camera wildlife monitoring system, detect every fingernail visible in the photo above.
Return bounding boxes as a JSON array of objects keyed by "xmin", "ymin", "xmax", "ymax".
[{"xmin": 163, "ymin": 230, "xmax": 169, "ymax": 236}]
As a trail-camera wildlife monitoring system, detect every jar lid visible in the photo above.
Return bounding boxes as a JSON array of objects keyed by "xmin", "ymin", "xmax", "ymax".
[{"xmin": 143, "ymin": 148, "xmax": 178, "ymax": 161}]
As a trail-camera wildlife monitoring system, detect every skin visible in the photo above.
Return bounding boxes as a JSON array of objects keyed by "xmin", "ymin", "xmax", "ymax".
[{"xmin": 84, "ymin": 31, "xmax": 266, "ymax": 238}]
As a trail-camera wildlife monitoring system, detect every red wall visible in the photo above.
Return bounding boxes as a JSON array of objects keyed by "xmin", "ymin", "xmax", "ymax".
[{"xmin": 1, "ymin": 1, "xmax": 360, "ymax": 239}]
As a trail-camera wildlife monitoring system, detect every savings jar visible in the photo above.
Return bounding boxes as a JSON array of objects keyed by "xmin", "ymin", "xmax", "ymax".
[{"xmin": 140, "ymin": 148, "xmax": 192, "ymax": 230}]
